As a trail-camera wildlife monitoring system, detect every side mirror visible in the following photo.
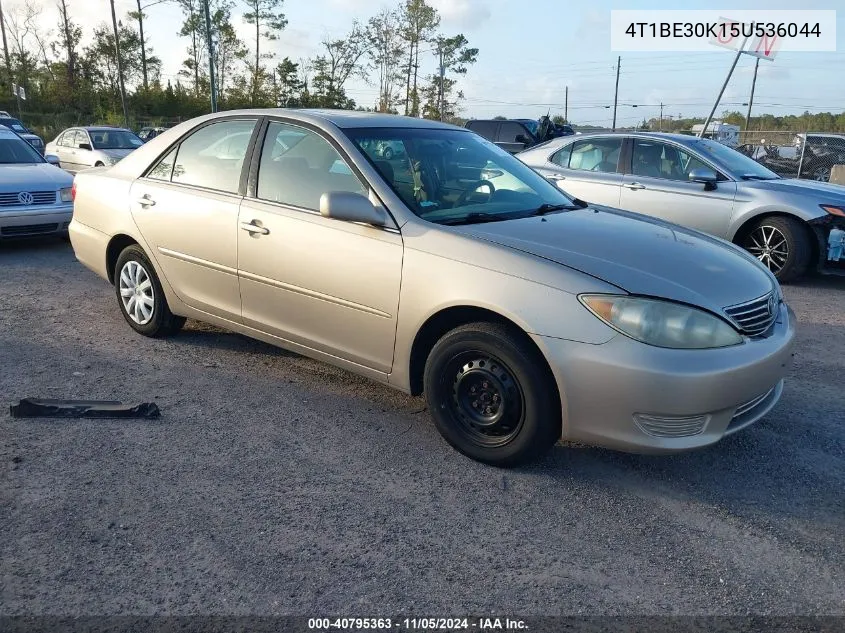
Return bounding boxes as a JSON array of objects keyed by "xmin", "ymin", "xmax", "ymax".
[
  {"xmin": 44, "ymin": 154, "xmax": 60, "ymax": 166},
  {"xmin": 689, "ymin": 167, "xmax": 718, "ymax": 189},
  {"xmin": 320, "ymin": 191, "xmax": 387, "ymax": 226},
  {"xmin": 78, "ymin": 143, "xmax": 92, "ymax": 151}
]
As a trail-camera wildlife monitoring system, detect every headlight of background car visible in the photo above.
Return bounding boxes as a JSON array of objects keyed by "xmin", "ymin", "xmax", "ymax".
[
  {"xmin": 579, "ymin": 295, "xmax": 743, "ymax": 349},
  {"xmin": 59, "ymin": 187, "xmax": 73, "ymax": 202}
]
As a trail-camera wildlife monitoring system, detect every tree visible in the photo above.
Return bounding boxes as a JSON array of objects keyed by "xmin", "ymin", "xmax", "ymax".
[
  {"xmin": 209, "ymin": 0, "xmax": 246, "ymax": 104},
  {"xmin": 318, "ymin": 21, "xmax": 370, "ymax": 105},
  {"xmin": 54, "ymin": 0, "xmax": 81, "ymax": 91},
  {"xmin": 399, "ymin": 0, "xmax": 439, "ymax": 116},
  {"xmin": 368, "ymin": 8, "xmax": 405, "ymax": 113},
  {"xmin": 241, "ymin": 0, "xmax": 287, "ymax": 106},
  {"xmin": 176, "ymin": 0, "xmax": 205, "ymax": 95},
  {"xmin": 273, "ymin": 56, "xmax": 300, "ymax": 106},
  {"xmin": 423, "ymin": 34, "xmax": 477, "ymax": 121}
]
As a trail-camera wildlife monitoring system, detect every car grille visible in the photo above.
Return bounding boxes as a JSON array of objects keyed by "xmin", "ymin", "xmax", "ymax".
[
  {"xmin": 633, "ymin": 413, "xmax": 709, "ymax": 438},
  {"xmin": 1, "ymin": 223, "xmax": 59, "ymax": 236},
  {"xmin": 0, "ymin": 191, "xmax": 57, "ymax": 207},
  {"xmin": 723, "ymin": 292, "xmax": 778, "ymax": 336}
]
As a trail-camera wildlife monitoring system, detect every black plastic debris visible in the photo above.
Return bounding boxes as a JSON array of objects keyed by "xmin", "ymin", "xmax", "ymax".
[{"xmin": 10, "ymin": 398, "xmax": 161, "ymax": 419}]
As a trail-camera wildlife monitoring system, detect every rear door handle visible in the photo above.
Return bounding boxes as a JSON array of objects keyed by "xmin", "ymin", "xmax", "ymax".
[
  {"xmin": 135, "ymin": 195, "xmax": 156, "ymax": 207},
  {"xmin": 240, "ymin": 220, "xmax": 269, "ymax": 236},
  {"xmin": 624, "ymin": 182, "xmax": 646, "ymax": 190},
  {"xmin": 547, "ymin": 172, "xmax": 566, "ymax": 180}
]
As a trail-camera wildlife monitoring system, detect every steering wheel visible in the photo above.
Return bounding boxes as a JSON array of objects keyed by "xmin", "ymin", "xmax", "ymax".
[{"xmin": 455, "ymin": 180, "xmax": 496, "ymax": 207}]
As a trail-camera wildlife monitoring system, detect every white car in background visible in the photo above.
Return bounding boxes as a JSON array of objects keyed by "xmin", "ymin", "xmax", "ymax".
[
  {"xmin": 45, "ymin": 126, "xmax": 144, "ymax": 173},
  {"xmin": 0, "ymin": 127, "xmax": 74, "ymax": 239}
]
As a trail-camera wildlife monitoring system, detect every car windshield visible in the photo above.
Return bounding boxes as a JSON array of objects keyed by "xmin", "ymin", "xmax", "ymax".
[
  {"xmin": 345, "ymin": 127, "xmax": 577, "ymax": 225},
  {"xmin": 0, "ymin": 132, "xmax": 43, "ymax": 163},
  {"xmin": 90, "ymin": 130, "xmax": 143, "ymax": 150},
  {"xmin": 0, "ymin": 118, "xmax": 27, "ymax": 133},
  {"xmin": 689, "ymin": 138, "xmax": 780, "ymax": 180}
]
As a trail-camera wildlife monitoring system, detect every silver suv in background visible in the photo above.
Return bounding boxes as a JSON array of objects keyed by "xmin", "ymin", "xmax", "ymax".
[{"xmin": 517, "ymin": 132, "xmax": 845, "ymax": 281}]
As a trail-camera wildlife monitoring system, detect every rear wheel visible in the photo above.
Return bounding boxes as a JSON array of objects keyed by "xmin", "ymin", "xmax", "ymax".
[
  {"xmin": 114, "ymin": 245, "xmax": 185, "ymax": 337},
  {"xmin": 95, "ymin": 161, "xmax": 105, "ymax": 167},
  {"xmin": 423, "ymin": 322, "xmax": 560, "ymax": 467},
  {"xmin": 812, "ymin": 166, "xmax": 831, "ymax": 182},
  {"xmin": 383, "ymin": 147, "xmax": 394, "ymax": 160},
  {"xmin": 740, "ymin": 216, "xmax": 812, "ymax": 282}
]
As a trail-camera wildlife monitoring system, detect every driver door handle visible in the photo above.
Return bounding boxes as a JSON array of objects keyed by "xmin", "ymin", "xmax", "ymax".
[
  {"xmin": 547, "ymin": 173, "xmax": 566, "ymax": 180},
  {"xmin": 135, "ymin": 195, "xmax": 156, "ymax": 207},
  {"xmin": 240, "ymin": 220, "xmax": 270, "ymax": 236},
  {"xmin": 624, "ymin": 182, "xmax": 646, "ymax": 190}
]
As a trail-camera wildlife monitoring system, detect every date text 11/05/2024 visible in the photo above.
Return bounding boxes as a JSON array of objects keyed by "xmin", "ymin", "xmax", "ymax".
[{"xmin": 308, "ymin": 618, "xmax": 528, "ymax": 630}]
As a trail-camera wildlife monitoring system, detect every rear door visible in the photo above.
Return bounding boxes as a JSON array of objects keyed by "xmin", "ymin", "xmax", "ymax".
[
  {"xmin": 534, "ymin": 136, "xmax": 624, "ymax": 207},
  {"xmin": 129, "ymin": 117, "xmax": 259, "ymax": 321},
  {"xmin": 619, "ymin": 138, "xmax": 737, "ymax": 238}
]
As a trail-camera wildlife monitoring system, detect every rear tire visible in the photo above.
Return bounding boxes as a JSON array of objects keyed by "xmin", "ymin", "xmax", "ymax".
[
  {"xmin": 740, "ymin": 216, "xmax": 812, "ymax": 283},
  {"xmin": 114, "ymin": 245, "xmax": 185, "ymax": 337},
  {"xmin": 423, "ymin": 322, "xmax": 560, "ymax": 467}
]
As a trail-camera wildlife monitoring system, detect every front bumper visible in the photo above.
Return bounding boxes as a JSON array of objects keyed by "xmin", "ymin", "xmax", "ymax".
[
  {"xmin": 533, "ymin": 302, "xmax": 796, "ymax": 453},
  {"xmin": 0, "ymin": 205, "xmax": 73, "ymax": 238}
]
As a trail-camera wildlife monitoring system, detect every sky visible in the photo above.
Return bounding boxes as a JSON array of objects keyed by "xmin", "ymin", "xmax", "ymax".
[{"xmin": 18, "ymin": 0, "xmax": 845, "ymax": 127}]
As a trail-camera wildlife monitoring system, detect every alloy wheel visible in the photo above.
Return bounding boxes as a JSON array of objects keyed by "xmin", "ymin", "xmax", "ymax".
[
  {"xmin": 744, "ymin": 225, "xmax": 789, "ymax": 275},
  {"xmin": 119, "ymin": 260, "xmax": 155, "ymax": 325},
  {"xmin": 813, "ymin": 167, "xmax": 830, "ymax": 182}
]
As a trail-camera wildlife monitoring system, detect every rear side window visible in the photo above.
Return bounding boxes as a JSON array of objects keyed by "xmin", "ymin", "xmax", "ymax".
[
  {"xmin": 466, "ymin": 121, "xmax": 498, "ymax": 141},
  {"xmin": 568, "ymin": 138, "xmax": 622, "ymax": 173},
  {"xmin": 170, "ymin": 119, "xmax": 257, "ymax": 193},
  {"xmin": 256, "ymin": 121, "xmax": 366, "ymax": 210},
  {"xmin": 550, "ymin": 144, "xmax": 573, "ymax": 167},
  {"xmin": 497, "ymin": 122, "xmax": 530, "ymax": 144}
]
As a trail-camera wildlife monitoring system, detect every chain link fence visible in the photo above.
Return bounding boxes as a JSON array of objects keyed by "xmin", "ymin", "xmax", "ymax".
[{"xmin": 735, "ymin": 130, "xmax": 845, "ymax": 183}]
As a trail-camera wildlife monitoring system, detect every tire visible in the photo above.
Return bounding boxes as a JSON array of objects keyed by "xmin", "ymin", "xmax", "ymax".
[
  {"xmin": 423, "ymin": 322, "xmax": 560, "ymax": 467},
  {"xmin": 383, "ymin": 147, "xmax": 393, "ymax": 160},
  {"xmin": 114, "ymin": 245, "xmax": 185, "ymax": 337},
  {"xmin": 740, "ymin": 216, "xmax": 812, "ymax": 283},
  {"xmin": 812, "ymin": 166, "xmax": 830, "ymax": 182},
  {"xmin": 95, "ymin": 162, "xmax": 105, "ymax": 167}
]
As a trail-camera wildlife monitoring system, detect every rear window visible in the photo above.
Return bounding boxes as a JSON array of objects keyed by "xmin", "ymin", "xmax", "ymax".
[{"xmin": 466, "ymin": 121, "xmax": 498, "ymax": 141}]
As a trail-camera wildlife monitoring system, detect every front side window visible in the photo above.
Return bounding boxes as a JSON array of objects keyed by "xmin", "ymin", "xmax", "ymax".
[
  {"xmin": 691, "ymin": 137, "xmax": 779, "ymax": 180},
  {"xmin": 256, "ymin": 121, "xmax": 366, "ymax": 210},
  {"xmin": 497, "ymin": 122, "xmax": 531, "ymax": 144},
  {"xmin": 90, "ymin": 130, "xmax": 143, "ymax": 150},
  {"xmin": 568, "ymin": 138, "xmax": 622, "ymax": 173},
  {"xmin": 631, "ymin": 140, "xmax": 709, "ymax": 181},
  {"xmin": 171, "ymin": 119, "xmax": 257, "ymax": 193},
  {"xmin": 345, "ymin": 127, "xmax": 578, "ymax": 226}
]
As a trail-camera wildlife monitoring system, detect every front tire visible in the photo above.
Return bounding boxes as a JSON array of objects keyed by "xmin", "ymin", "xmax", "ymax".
[
  {"xmin": 423, "ymin": 322, "xmax": 561, "ymax": 467},
  {"xmin": 383, "ymin": 147, "xmax": 394, "ymax": 160},
  {"xmin": 740, "ymin": 216, "xmax": 812, "ymax": 282},
  {"xmin": 114, "ymin": 245, "xmax": 185, "ymax": 337}
]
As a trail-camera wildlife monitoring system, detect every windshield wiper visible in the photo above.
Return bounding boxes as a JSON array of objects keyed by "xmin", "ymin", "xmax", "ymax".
[
  {"xmin": 524, "ymin": 202, "xmax": 582, "ymax": 217},
  {"xmin": 436, "ymin": 213, "xmax": 512, "ymax": 226},
  {"xmin": 740, "ymin": 174, "xmax": 780, "ymax": 180}
]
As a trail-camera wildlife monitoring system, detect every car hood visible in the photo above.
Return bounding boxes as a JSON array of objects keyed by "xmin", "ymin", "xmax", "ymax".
[
  {"xmin": 455, "ymin": 207, "xmax": 776, "ymax": 311},
  {"xmin": 0, "ymin": 163, "xmax": 73, "ymax": 191},
  {"xmin": 99, "ymin": 148, "xmax": 136, "ymax": 159},
  {"xmin": 748, "ymin": 177, "xmax": 845, "ymax": 200}
]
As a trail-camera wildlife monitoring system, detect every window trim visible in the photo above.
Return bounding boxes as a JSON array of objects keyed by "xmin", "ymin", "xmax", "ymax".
[{"xmin": 140, "ymin": 114, "xmax": 262, "ymax": 197}]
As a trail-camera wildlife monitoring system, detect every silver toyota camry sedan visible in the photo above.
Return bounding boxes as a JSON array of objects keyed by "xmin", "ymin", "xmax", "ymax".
[
  {"xmin": 69, "ymin": 110, "xmax": 795, "ymax": 466},
  {"xmin": 517, "ymin": 132, "xmax": 845, "ymax": 282}
]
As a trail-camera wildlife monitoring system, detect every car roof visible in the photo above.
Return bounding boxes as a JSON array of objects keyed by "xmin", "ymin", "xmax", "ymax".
[
  {"xmin": 214, "ymin": 108, "xmax": 463, "ymax": 131},
  {"xmin": 82, "ymin": 126, "xmax": 132, "ymax": 132}
]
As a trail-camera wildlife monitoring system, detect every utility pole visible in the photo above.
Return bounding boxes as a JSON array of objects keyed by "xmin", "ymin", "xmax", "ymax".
[
  {"xmin": 203, "ymin": 0, "xmax": 217, "ymax": 112},
  {"xmin": 659, "ymin": 102, "xmax": 663, "ymax": 131},
  {"xmin": 136, "ymin": 0, "xmax": 147, "ymax": 90},
  {"xmin": 745, "ymin": 57, "xmax": 759, "ymax": 131},
  {"xmin": 110, "ymin": 0, "xmax": 129, "ymax": 128},
  {"xmin": 700, "ymin": 37, "xmax": 748, "ymax": 138},
  {"xmin": 564, "ymin": 85, "xmax": 568, "ymax": 122},
  {"xmin": 438, "ymin": 42, "xmax": 445, "ymax": 122},
  {"xmin": 0, "ymin": 0, "xmax": 21, "ymax": 118},
  {"xmin": 612, "ymin": 56, "xmax": 620, "ymax": 131}
]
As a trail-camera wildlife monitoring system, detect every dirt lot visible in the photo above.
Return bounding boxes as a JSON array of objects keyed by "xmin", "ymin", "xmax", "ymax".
[{"xmin": 1, "ymin": 239, "xmax": 843, "ymax": 616}]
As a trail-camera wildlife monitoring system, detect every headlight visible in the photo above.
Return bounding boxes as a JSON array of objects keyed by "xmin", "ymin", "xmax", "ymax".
[
  {"xmin": 820, "ymin": 205, "xmax": 845, "ymax": 217},
  {"xmin": 579, "ymin": 295, "xmax": 743, "ymax": 349},
  {"xmin": 59, "ymin": 187, "xmax": 73, "ymax": 202}
]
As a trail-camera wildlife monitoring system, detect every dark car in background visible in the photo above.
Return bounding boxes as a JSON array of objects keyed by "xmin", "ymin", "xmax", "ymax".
[
  {"xmin": 738, "ymin": 134, "xmax": 845, "ymax": 182},
  {"xmin": 465, "ymin": 117, "xmax": 575, "ymax": 154},
  {"xmin": 137, "ymin": 127, "xmax": 168, "ymax": 142},
  {"xmin": 0, "ymin": 116, "xmax": 45, "ymax": 154}
]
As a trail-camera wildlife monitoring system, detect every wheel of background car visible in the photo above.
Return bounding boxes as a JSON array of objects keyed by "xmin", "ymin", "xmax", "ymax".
[
  {"xmin": 741, "ymin": 216, "xmax": 811, "ymax": 283},
  {"xmin": 423, "ymin": 321, "xmax": 560, "ymax": 467},
  {"xmin": 95, "ymin": 162, "xmax": 104, "ymax": 167},
  {"xmin": 455, "ymin": 179, "xmax": 495, "ymax": 207},
  {"xmin": 812, "ymin": 167, "xmax": 831, "ymax": 182},
  {"xmin": 114, "ymin": 245, "xmax": 186, "ymax": 337},
  {"xmin": 383, "ymin": 146, "xmax": 394, "ymax": 160}
]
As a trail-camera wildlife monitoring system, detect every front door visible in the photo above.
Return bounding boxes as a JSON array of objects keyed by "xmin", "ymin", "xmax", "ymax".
[
  {"xmin": 129, "ymin": 117, "xmax": 259, "ymax": 321},
  {"xmin": 237, "ymin": 120, "xmax": 403, "ymax": 373},
  {"xmin": 619, "ymin": 138, "xmax": 737, "ymax": 238}
]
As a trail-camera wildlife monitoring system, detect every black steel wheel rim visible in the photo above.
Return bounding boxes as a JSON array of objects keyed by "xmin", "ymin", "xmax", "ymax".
[
  {"xmin": 744, "ymin": 225, "xmax": 788, "ymax": 274},
  {"xmin": 442, "ymin": 352, "xmax": 525, "ymax": 448}
]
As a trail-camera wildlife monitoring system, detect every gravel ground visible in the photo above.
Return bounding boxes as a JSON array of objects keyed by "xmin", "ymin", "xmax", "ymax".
[{"xmin": 1, "ymin": 238, "xmax": 843, "ymax": 617}]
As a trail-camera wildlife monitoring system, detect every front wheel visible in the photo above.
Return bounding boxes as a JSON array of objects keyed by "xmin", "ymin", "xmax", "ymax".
[
  {"xmin": 382, "ymin": 147, "xmax": 394, "ymax": 160},
  {"xmin": 114, "ymin": 245, "xmax": 185, "ymax": 337},
  {"xmin": 423, "ymin": 322, "xmax": 561, "ymax": 467},
  {"xmin": 740, "ymin": 216, "xmax": 812, "ymax": 282}
]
